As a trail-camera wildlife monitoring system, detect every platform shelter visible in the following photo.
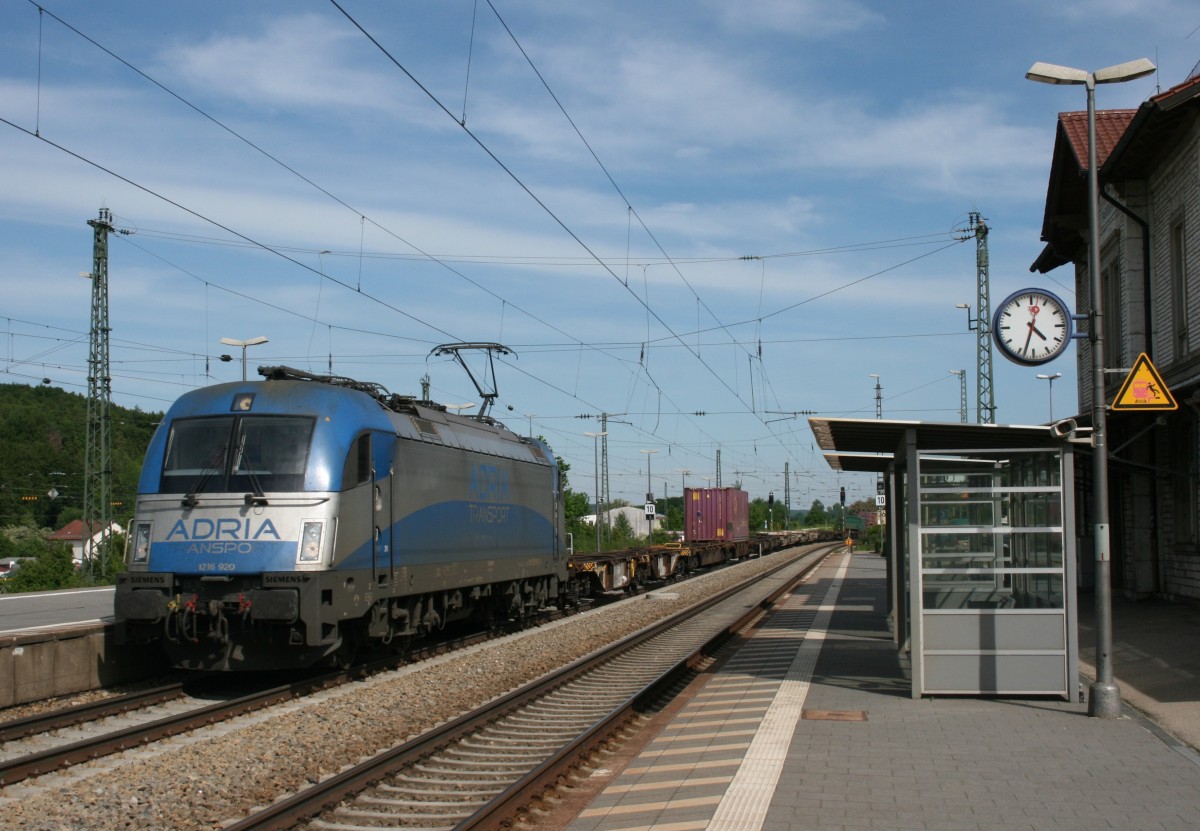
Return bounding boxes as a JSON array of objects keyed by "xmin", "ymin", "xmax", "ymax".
[{"xmin": 811, "ymin": 418, "xmax": 1079, "ymax": 701}]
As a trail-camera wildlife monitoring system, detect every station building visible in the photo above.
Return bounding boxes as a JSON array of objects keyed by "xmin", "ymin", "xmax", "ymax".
[{"xmin": 1030, "ymin": 71, "xmax": 1200, "ymax": 604}]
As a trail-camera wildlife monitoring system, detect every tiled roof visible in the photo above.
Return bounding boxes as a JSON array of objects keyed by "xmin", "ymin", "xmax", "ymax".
[
  {"xmin": 1057, "ymin": 109, "xmax": 1137, "ymax": 172},
  {"xmin": 1150, "ymin": 72, "xmax": 1200, "ymax": 109},
  {"xmin": 49, "ymin": 519, "xmax": 85, "ymax": 541}
]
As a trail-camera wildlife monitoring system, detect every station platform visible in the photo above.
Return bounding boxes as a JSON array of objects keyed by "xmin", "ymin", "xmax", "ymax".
[{"xmin": 564, "ymin": 551, "xmax": 1200, "ymax": 831}]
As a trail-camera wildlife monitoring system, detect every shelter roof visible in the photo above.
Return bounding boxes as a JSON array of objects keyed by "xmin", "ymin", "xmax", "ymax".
[{"xmin": 809, "ymin": 417, "xmax": 1059, "ymax": 472}]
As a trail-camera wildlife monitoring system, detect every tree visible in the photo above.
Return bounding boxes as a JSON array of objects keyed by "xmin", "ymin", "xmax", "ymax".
[
  {"xmin": 848, "ymin": 497, "xmax": 876, "ymax": 515},
  {"xmin": 547, "ymin": 438, "xmax": 597, "ymax": 551},
  {"xmin": 0, "ymin": 383, "xmax": 159, "ymax": 534},
  {"xmin": 804, "ymin": 498, "xmax": 829, "ymax": 527},
  {"xmin": 610, "ymin": 512, "xmax": 637, "ymax": 547},
  {"xmin": 7, "ymin": 538, "xmax": 82, "ymax": 592}
]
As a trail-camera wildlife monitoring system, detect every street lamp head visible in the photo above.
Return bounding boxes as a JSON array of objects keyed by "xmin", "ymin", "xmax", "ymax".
[
  {"xmin": 1036, "ymin": 372, "xmax": 1062, "ymax": 381},
  {"xmin": 1025, "ymin": 61, "xmax": 1090, "ymax": 85},
  {"xmin": 1026, "ymin": 58, "xmax": 1155, "ymax": 86},
  {"xmin": 219, "ymin": 335, "xmax": 269, "ymax": 381},
  {"xmin": 220, "ymin": 335, "xmax": 269, "ymax": 348},
  {"xmin": 949, "ymin": 369, "xmax": 964, "ymax": 376},
  {"xmin": 955, "ymin": 303, "xmax": 970, "ymax": 310},
  {"xmin": 1095, "ymin": 58, "xmax": 1156, "ymax": 84}
]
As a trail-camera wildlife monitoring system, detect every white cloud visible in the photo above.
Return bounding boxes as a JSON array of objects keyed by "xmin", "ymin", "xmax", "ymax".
[
  {"xmin": 707, "ymin": 0, "xmax": 885, "ymax": 37},
  {"xmin": 163, "ymin": 13, "xmax": 419, "ymax": 117}
]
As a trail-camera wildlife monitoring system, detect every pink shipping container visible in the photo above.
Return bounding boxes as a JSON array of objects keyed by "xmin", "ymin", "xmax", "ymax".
[{"xmin": 684, "ymin": 487, "xmax": 749, "ymax": 543}]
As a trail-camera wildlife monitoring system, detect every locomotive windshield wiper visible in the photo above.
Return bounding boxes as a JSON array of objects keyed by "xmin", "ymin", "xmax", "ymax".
[
  {"xmin": 233, "ymin": 431, "xmax": 269, "ymax": 506},
  {"xmin": 182, "ymin": 448, "xmax": 227, "ymax": 508}
]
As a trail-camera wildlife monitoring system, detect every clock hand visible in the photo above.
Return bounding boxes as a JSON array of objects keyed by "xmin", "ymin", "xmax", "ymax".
[{"xmin": 1031, "ymin": 325, "xmax": 1048, "ymax": 341}]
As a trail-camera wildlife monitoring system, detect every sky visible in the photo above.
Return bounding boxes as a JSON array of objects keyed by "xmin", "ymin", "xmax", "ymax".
[{"xmin": 1, "ymin": 0, "xmax": 1197, "ymax": 513}]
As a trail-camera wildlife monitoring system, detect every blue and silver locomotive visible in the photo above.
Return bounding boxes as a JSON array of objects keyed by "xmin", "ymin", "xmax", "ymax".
[{"xmin": 114, "ymin": 366, "xmax": 568, "ymax": 670}]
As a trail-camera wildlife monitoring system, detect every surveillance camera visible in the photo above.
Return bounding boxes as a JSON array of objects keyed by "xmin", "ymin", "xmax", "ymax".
[{"xmin": 1049, "ymin": 418, "xmax": 1077, "ymax": 439}]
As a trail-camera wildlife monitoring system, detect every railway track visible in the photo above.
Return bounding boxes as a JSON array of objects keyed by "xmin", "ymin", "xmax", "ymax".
[
  {"xmin": 223, "ymin": 543, "xmax": 836, "ymax": 831},
  {"xmin": 0, "ymin": 674, "xmax": 334, "ymax": 787},
  {"xmin": 0, "ymin": 601, "xmax": 585, "ymax": 789},
  {"xmin": 0, "ymin": 682, "xmax": 186, "ymax": 744}
]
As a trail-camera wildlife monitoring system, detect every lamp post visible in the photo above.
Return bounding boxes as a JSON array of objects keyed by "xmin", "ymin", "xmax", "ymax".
[
  {"xmin": 585, "ymin": 432, "xmax": 607, "ymax": 552},
  {"xmin": 640, "ymin": 449, "xmax": 658, "ymax": 543},
  {"xmin": 949, "ymin": 369, "xmax": 968, "ymax": 423},
  {"xmin": 1027, "ymin": 56, "xmax": 1156, "ymax": 719},
  {"xmin": 675, "ymin": 468, "xmax": 691, "ymax": 535},
  {"xmin": 219, "ymin": 336, "xmax": 268, "ymax": 382},
  {"xmin": 1036, "ymin": 372, "xmax": 1062, "ymax": 421}
]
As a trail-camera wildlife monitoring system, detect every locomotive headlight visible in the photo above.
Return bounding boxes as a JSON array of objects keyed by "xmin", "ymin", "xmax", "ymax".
[
  {"xmin": 298, "ymin": 521, "xmax": 324, "ymax": 563},
  {"xmin": 130, "ymin": 522, "xmax": 152, "ymax": 563}
]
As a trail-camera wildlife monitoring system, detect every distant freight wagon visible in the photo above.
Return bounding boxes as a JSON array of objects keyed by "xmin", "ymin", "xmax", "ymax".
[{"xmin": 683, "ymin": 487, "xmax": 749, "ymax": 543}]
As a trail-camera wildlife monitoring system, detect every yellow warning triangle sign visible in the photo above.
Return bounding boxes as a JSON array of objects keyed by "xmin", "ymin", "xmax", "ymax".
[{"xmin": 1112, "ymin": 352, "xmax": 1177, "ymax": 411}]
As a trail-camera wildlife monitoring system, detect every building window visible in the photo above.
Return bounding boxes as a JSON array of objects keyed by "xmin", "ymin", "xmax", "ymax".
[
  {"xmin": 1102, "ymin": 243, "xmax": 1123, "ymax": 369},
  {"xmin": 1173, "ymin": 414, "xmax": 1198, "ymax": 549},
  {"xmin": 1170, "ymin": 220, "xmax": 1190, "ymax": 357}
]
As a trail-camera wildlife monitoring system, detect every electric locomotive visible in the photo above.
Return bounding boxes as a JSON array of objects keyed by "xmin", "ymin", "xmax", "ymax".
[{"xmin": 114, "ymin": 366, "xmax": 568, "ymax": 671}]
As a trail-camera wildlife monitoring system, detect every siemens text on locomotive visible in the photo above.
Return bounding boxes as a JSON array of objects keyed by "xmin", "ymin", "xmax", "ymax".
[{"xmin": 114, "ymin": 366, "xmax": 569, "ymax": 670}]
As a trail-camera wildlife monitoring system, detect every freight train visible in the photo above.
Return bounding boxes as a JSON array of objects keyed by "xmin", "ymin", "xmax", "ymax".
[
  {"xmin": 113, "ymin": 366, "xmax": 837, "ymax": 671},
  {"xmin": 567, "ymin": 528, "xmax": 838, "ymax": 595}
]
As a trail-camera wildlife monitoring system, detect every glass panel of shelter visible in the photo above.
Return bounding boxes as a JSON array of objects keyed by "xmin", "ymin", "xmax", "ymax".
[{"xmin": 918, "ymin": 449, "xmax": 1065, "ymax": 611}]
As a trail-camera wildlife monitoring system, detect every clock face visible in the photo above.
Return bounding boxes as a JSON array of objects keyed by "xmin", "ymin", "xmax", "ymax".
[{"xmin": 992, "ymin": 289, "xmax": 1074, "ymax": 366}]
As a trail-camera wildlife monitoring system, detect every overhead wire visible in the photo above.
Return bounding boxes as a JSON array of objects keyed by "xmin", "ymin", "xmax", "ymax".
[
  {"xmin": 328, "ymin": 1, "xmax": 770, "ymax": 427},
  {"xmin": 19, "ymin": 0, "xmax": 656, "ymax": 403},
  {"xmin": 8, "ymin": 3, "xmax": 968, "ymax": 495}
]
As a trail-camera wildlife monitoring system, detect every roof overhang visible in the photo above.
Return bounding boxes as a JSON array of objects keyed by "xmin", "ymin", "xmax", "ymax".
[{"xmin": 809, "ymin": 417, "xmax": 1063, "ymax": 472}]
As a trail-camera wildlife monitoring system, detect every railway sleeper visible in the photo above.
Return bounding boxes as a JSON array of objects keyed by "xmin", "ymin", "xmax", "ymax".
[
  {"xmin": 460, "ymin": 737, "xmax": 566, "ymax": 751},
  {"xmin": 410, "ymin": 763, "xmax": 518, "ymax": 781},
  {"xmin": 388, "ymin": 776, "xmax": 508, "ymax": 792},
  {"xmin": 441, "ymin": 752, "xmax": 549, "ymax": 768},
  {"xmin": 430, "ymin": 754, "xmax": 539, "ymax": 770},
  {"xmin": 328, "ymin": 804, "xmax": 469, "ymax": 823}
]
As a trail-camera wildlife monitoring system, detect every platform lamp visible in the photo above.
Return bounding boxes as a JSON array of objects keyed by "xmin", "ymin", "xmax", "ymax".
[
  {"xmin": 1036, "ymin": 372, "xmax": 1062, "ymax": 422},
  {"xmin": 1027, "ymin": 56, "xmax": 1156, "ymax": 719},
  {"xmin": 585, "ymin": 431, "xmax": 607, "ymax": 552},
  {"xmin": 219, "ymin": 336, "xmax": 268, "ymax": 382}
]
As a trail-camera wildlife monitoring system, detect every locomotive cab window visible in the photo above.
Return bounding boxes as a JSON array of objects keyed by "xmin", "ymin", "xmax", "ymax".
[
  {"xmin": 161, "ymin": 415, "xmax": 314, "ymax": 494},
  {"xmin": 342, "ymin": 433, "xmax": 372, "ymax": 489}
]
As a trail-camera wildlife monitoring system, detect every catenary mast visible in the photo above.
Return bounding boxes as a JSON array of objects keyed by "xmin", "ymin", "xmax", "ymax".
[
  {"xmin": 971, "ymin": 212, "xmax": 996, "ymax": 423},
  {"xmin": 83, "ymin": 208, "xmax": 115, "ymax": 579}
]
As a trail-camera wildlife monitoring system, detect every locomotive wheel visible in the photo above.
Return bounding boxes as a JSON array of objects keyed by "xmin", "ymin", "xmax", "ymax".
[{"xmin": 325, "ymin": 627, "xmax": 363, "ymax": 669}]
